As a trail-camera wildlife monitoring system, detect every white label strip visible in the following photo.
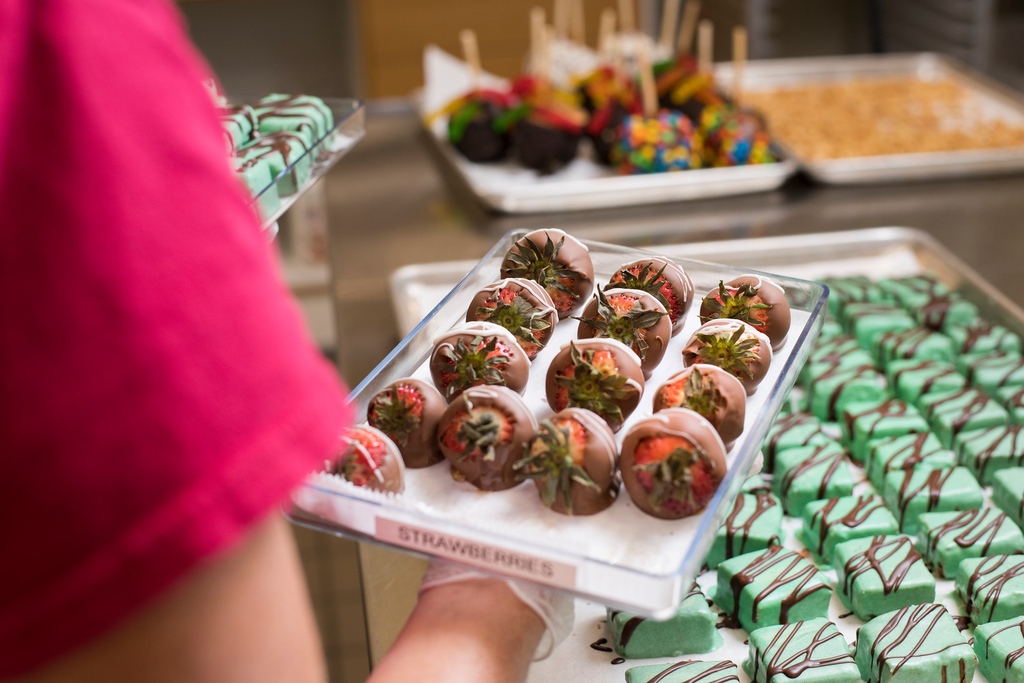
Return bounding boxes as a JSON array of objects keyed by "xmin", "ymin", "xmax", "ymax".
[{"xmin": 376, "ymin": 517, "xmax": 577, "ymax": 589}]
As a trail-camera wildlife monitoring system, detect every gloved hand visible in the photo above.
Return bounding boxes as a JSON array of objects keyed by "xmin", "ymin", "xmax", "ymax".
[{"xmin": 419, "ymin": 559, "xmax": 574, "ymax": 660}]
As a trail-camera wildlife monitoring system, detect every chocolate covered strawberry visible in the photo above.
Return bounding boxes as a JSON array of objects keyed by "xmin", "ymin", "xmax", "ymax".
[
  {"xmin": 514, "ymin": 407, "xmax": 618, "ymax": 515},
  {"xmin": 466, "ymin": 278, "xmax": 557, "ymax": 360},
  {"xmin": 500, "ymin": 229, "xmax": 594, "ymax": 319},
  {"xmin": 429, "ymin": 322, "xmax": 530, "ymax": 401},
  {"xmin": 366, "ymin": 378, "xmax": 445, "ymax": 468},
  {"xmin": 575, "ymin": 288, "xmax": 670, "ymax": 378},
  {"xmin": 545, "ymin": 338, "xmax": 644, "ymax": 432},
  {"xmin": 608, "ymin": 257, "xmax": 695, "ymax": 335},
  {"xmin": 653, "ymin": 364, "xmax": 747, "ymax": 446},
  {"xmin": 682, "ymin": 319, "xmax": 773, "ymax": 395},
  {"xmin": 436, "ymin": 385, "xmax": 536, "ymax": 491},
  {"xmin": 620, "ymin": 408, "xmax": 727, "ymax": 519},
  {"xmin": 335, "ymin": 425, "xmax": 405, "ymax": 494},
  {"xmin": 699, "ymin": 275, "xmax": 790, "ymax": 350}
]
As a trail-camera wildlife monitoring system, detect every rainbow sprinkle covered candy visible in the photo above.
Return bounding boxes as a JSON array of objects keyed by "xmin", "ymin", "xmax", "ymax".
[
  {"xmin": 613, "ymin": 111, "xmax": 703, "ymax": 175},
  {"xmin": 700, "ymin": 106, "xmax": 776, "ymax": 167}
]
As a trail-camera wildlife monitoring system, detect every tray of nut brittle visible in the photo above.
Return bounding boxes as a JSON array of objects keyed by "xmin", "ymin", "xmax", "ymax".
[
  {"xmin": 289, "ymin": 229, "xmax": 827, "ymax": 617},
  {"xmin": 717, "ymin": 53, "xmax": 1024, "ymax": 185}
]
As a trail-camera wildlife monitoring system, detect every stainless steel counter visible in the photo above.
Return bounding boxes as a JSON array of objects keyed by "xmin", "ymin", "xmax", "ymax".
[{"xmin": 314, "ymin": 103, "xmax": 1024, "ymax": 676}]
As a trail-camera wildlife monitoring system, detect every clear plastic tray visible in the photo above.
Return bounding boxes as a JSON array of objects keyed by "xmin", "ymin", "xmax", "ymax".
[
  {"xmin": 289, "ymin": 231, "xmax": 827, "ymax": 617},
  {"xmin": 235, "ymin": 97, "xmax": 365, "ymax": 231}
]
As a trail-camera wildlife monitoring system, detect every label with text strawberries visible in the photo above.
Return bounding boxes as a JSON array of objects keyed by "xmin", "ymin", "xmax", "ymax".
[{"xmin": 376, "ymin": 518, "xmax": 577, "ymax": 589}]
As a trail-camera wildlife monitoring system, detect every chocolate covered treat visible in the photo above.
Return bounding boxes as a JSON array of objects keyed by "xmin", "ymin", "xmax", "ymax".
[
  {"xmin": 882, "ymin": 466, "xmax": 983, "ymax": 535},
  {"xmin": 700, "ymin": 275, "xmax": 791, "ymax": 351},
  {"xmin": 466, "ymin": 278, "xmax": 557, "ymax": 360},
  {"xmin": 774, "ymin": 441, "xmax": 854, "ymax": 516},
  {"xmin": 715, "ymin": 545, "xmax": 832, "ymax": 633},
  {"xmin": 974, "ymin": 616, "xmax": 1024, "ymax": 683},
  {"xmin": 500, "ymin": 229, "xmax": 594, "ymax": 318},
  {"xmin": 701, "ymin": 108, "xmax": 776, "ymax": 168},
  {"xmin": 807, "ymin": 363, "xmax": 888, "ymax": 423},
  {"xmin": 917, "ymin": 507, "xmax": 1024, "ymax": 578},
  {"xmin": 445, "ymin": 91, "xmax": 514, "ymax": 162},
  {"xmin": 514, "ymin": 408, "xmax": 618, "ymax": 515},
  {"xmin": 545, "ymin": 338, "xmax": 644, "ymax": 432},
  {"xmin": 823, "ymin": 276, "xmax": 892, "ymax": 318},
  {"xmin": 255, "ymin": 93, "xmax": 333, "ymax": 142},
  {"xmin": 800, "ymin": 494, "xmax": 899, "ymax": 563},
  {"xmin": 437, "ymin": 385, "xmax": 536, "ymax": 491},
  {"xmin": 626, "ymin": 661, "xmax": 739, "ymax": 683},
  {"xmin": 918, "ymin": 387, "xmax": 1010, "ymax": 447},
  {"xmin": 956, "ymin": 423, "xmax": 1024, "ymax": 485},
  {"xmin": 619, "ymin": 408, "xmax": 728, "ymax": 520},
  {"xmin": 366, "ymin": 378, "xmax": 446, "ymax": 468},
  {"xmin": 834, "ymin": 535, "xmax": 936, "ymax": 621},
  {"xmin": 959, "ymin": 351, "xmax": 1024, "ymax": 394},
  {"xmin": 840, "ymin": 398, "xmax": 929, "ymax": 464},
  {"xmin": 866, "ymin": 432, "xmax": 955, "ymax": 490},
  {"xmin": 761, "ymin": 412, "xmax": 835, "ymax": 474},
  {"xmin": 946, "ymin": 319, "xmax": 1022, "ymax": 356},
  {"xmin": 607, "ymin": 257, "xmax": 695, "ymax": 334},
  {"xmin": 745, "ymin": 618, "xmax": 861, "ymax": 683},
  {"xmin": 429, "ymin": 322, "xmax": 531, "ymax": 400},
  {"xmin": 914, "ymin": 293, "xmax": 979, "ymax": 332},
  {"xmin": 999, "ymin": 385, "xmax": 1024, "ymax": 424},
  {"xmin": 612, "ymin": 111, "xmax": 703, "ymax": 174},
  {"xmin": 652, "ymin": 365, "xmax": 747, "ymax": 446},
  {"xmin": 682, "ymin": 319, "xmax": 773, "ymax": 395},
  {"xmin": 576, "ymin": 288, "xmax": 670, "ymax": 378},
  {"xmin": 885, "ymin": 359, "xmax": 966, "ymax": 404},
  {"xmin": 876, "ymin": 274, "xmax": 948, "ymax": 308},
  {"xmin": 854, "ymin": 603, "xmax": 976, "ymax": 683},
  {"xmin": 993, "ymin": 467, "xmax": 1024, "ymax": 528},
  {"xmin": 335, "ymin": 425, "xmax": 405, "ymax": 494},
  {"xmin": 957, "ymin": 554, "xmax": 1024, "ymax": 625},
  {"xmin": 805, "ymin": 334, "xmax": 875, "ymax": 370},
  {"xmin": 842, "ymin": 302, "xmax": 916, "ymax": 349},
  {"xmin": 235, "ymin": 131, "xmax": 312, "ymax": 195},
  {"xmin": 607, "ymin": 584, "xmax": 722, "ymax": 659},
  {"xmin": 705, "ymin": 490, "xmax": 783, "ymax": 569},
  {"xmin": 875, "ymin": 326, "xmax": 956, "ymax": 365}
]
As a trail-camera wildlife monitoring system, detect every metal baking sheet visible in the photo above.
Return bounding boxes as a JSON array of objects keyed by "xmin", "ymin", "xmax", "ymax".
[
  {"xmin": 714, "ymin": 53, "xmax": 1024, "ymax": 185},
  {"xmin": 290, "ymin": 231, "xmax": 826, "ymax": 617},
  {"xmin": 385, "ymin": 226, "xmax": 1016, "ymax": 683}
]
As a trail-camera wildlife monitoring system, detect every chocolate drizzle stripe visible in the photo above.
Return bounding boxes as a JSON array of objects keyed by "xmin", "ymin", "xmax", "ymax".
[
  {"xmin": 755, "ymin": 621, "xmax": 855, "ymax": 680},
  {"xmin": 647, "ymin": 660, "xmax": 739, "ymax": 683},
  {"xmin": 842, "ymin": 535, "xmax": 922, "ymax": 597},
  {"xmin": 728, "ymin": 546, "xmax": 829, "ymax": 626},
  {"xmin": 985, "ymin": 619, "xmax": 1024, "ymax": 670},
  {"xmin": 896, "ymin": 467, "xmax": 955, "ymax": 526},
  {"xmin": 965, "ymin": 555, "xmax": 1024, "ymax": 622},
  {"xmin": 927, "ymin": 509, "xmax": 1008, "ymax": 556},
  {"xmin": 974, "ymin": 425, "xmax": 1024, "ymax": 481},
  {"xmin": 724, "ymin": 492, "xmax": 776, "ymax": 559},
  {"xmin": 810, "ymin": 495, "xmax": 887, "ymax": 555},
  {"xmin": 872, "ymin": 604, "xmax": 968, "ymax": 681}
]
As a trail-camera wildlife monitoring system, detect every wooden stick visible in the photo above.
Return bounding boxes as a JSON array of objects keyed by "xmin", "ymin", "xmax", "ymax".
[
  {"xmin": 677, "ymin": 0, "xmax": 701, "ymax": 55},
  {"xmin": 459, "ymin": 29, "xmax": 481, "ymax": 90},
  {"xmin": 618, "ymin": 0, "xmax": 635, "ymax": 33},
  {"xmin": 638, "ymin": 41, "xmax": 657, "ymax": 117},
  {"xmin": 659, "ymin": 0, "xmax": 682, "ymax": 53},
  {"xmin": 697, "ymin": 19, "xmax": 713, "ymax": 75},
  {"xmin": 570, "ymin": 0, "xmax": 586, "ymax": 45},
  {"xmin": 598, "ymin": 8, "xmax": 616, "ymax": 57},
  {"xmin": 530, "ymin": 7, "xmax": 546, "ymax": 76},
  {"xmin": 554, "ymin": 0, "xmax": 570, "ymax": 39},
  {"xmin": 732, "ymin": 25, "xmax": 747, "ymax": 105},
  {"xmin": 542, "ymin": 25, "xmax": 555, "ymax": 82}
]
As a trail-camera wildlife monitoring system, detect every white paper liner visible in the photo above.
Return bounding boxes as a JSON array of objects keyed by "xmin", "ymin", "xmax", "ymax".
[{"xmin": 300, "ymin": 281, "xmax": 814, "ymax": 577}]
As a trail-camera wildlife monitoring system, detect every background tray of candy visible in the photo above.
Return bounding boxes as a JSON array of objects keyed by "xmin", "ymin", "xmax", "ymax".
[
  {"xmin": 222, "ymin": 96, "xmax": 365, "ymax": 231},
  {"xmin": 419, "ymin": 46, "xmax": 798, "ymax": 214},
  {"xmin": 716, "ymin": 52, "xmax": 1024, "ymax": 186},
  {"xmin": 510, "ymin": 227, "xmax": 1024, "ymax": 683},
  {"xmin": 290, "ymin": 231, "xmax": 827, "ymax": 617}
]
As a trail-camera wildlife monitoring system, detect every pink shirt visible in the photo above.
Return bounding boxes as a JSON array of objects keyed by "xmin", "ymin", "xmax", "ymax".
[{"xmin": 0, "ymin": 0, "xmax": 352, "ymax": 675}]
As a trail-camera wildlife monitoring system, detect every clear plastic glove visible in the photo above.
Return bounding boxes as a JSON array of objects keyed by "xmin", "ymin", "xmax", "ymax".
[{"xmin": 419, "ymin": 559, "xmax": 574, "ymax": 660}]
